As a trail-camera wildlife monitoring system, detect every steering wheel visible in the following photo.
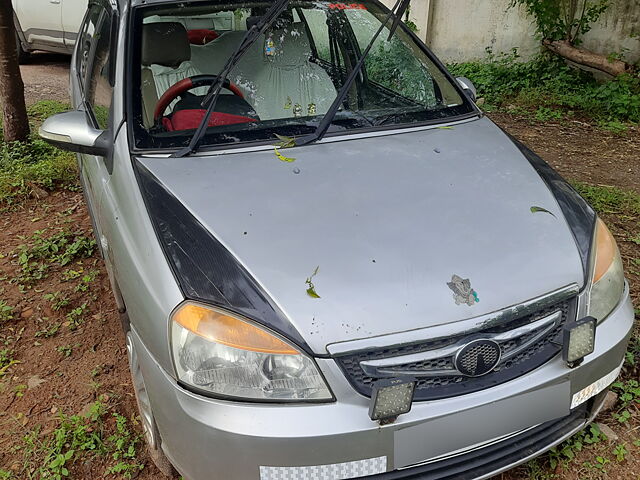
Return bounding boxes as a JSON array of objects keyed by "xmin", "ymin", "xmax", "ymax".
[{"xmin": 154, "ymin": 74, "xmax": 245, "ymax": 124}]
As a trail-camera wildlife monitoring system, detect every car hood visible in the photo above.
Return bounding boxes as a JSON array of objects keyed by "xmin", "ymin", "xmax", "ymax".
[{"xmin": 139, "ymin": 117, "xmax": 584, "ymax": 354}]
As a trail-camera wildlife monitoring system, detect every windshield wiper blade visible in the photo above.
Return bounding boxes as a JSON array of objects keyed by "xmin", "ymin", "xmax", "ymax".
[
  {"xmin": 294, "ymin": 0, "xmax": 408, "ymax": 148},
  {"xmin": 172, "ymin": 0, "xmax": 290, "ymax": 158}
]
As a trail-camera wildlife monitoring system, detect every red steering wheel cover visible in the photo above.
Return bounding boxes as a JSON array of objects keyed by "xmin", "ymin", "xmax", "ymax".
[{"xmin": 153, "ymin": 76, "xmax": 245, "ymax": 123}]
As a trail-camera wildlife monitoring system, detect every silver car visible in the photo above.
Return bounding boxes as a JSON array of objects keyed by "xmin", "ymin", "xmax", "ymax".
[{"xmin": 39, "ymin": 1, "xmax": 635, "ymax": 479}]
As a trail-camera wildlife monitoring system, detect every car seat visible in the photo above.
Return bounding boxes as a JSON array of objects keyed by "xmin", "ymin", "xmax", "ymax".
[
  {"xmin": 249, "ymin": 21, "xmax": 337, "ymax": 120},
  {"xmin": 141, "ymin": 22, "xmax": 205, "ymax": 127}
]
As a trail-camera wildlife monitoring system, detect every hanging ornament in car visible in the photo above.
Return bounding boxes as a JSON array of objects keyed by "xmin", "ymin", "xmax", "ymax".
[{"xmin": 265, "ymin": 36, "xmax": 275, "ymax": 57}]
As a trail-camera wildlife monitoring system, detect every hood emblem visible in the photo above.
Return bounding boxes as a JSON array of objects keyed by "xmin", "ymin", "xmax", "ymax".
[
  {"xmin": 454, "ymin": 339, "xmax": 501, "ymax": 377},
  {"xmin": 447, "ymin": 274, "xmax": 479, "ymax": 306}
]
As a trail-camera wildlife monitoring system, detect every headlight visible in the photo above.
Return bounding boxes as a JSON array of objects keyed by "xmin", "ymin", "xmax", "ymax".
[
  {"xmin": 587, "ymin": 218, "xmax": 624, "ymax": 322},
  {"xmin": 170, "ymin": 302, "xmax": 333, "ymax": 401}
]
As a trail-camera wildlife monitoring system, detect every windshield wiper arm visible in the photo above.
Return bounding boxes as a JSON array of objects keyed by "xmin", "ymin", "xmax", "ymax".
[
  {"xmin": 387, "ymin": 0, "xmax": 411, "ymax": 40},
  {"xmin": 294, "ymin": 0, "xmax": 409, "ymax": 148},
  {"xmin": 172, "ymin": 0, "xmax": 290, "ymax": 158}
]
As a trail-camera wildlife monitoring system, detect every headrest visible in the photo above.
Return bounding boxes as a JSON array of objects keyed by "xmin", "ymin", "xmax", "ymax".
[
  {"xmin": 142, "ymin": 22, "xmax": 191, "ymax": 67},
  {"xmin": 265, "ymin": 22, "xmax": 312, "ymax": 66}
]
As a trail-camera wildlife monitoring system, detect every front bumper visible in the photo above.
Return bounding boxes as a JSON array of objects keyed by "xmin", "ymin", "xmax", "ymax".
[{"xmin": 132, "ymin": 286, "xmax": 634, "ymax": 480}]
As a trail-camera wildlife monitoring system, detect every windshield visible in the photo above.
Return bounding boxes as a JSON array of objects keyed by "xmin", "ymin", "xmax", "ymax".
[{"xmin": 130, "ymin": 1, "xmax": 474, "ymax": 150}]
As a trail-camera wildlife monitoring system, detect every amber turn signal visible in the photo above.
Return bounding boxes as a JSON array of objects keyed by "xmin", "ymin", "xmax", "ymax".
[
  {"xmin": 593, "ymin": 219, "xmax": 618, "ymax": 284},
  {"xmin": 172, "ymin": 303, "xmax": 299, "ymax": 355}
]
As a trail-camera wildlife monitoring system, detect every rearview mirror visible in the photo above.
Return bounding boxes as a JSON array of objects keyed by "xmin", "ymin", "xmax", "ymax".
[
  {"xmin": 39, "ymin": 110, "xmax": 111, "ymax": 157},
  {"xmin": 456, "ymin": 77, "xmax": 477, "ymax": 102}
]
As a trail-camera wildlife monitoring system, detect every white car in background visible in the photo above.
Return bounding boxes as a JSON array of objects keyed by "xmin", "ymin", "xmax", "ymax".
[
  {"xmin": 12, "ymin": 0, "xmax": 236, "ymax": 63},
  {"xmin": 12, "ymin": 0, "xmax": 87, "ymax": 61}
]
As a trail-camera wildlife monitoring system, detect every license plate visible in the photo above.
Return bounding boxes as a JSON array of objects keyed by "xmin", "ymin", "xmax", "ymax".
[{"xmin": 393, "ymin": 381, "xmax": 570, "ymax": 469}]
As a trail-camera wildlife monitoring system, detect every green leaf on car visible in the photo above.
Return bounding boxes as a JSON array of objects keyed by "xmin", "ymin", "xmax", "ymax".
[
  {"xmin": 274, "ymin": 147, "xmax": 296, "ymax": 163},
  {"xmin": 530, "ymin": 206, "xmax": 556, "ymax": 217},
  {"xmin": 305, "ymin": 266, "xmax": 321, "ymax": 299},
  {"xmin": 306, "ymin": 287, "xmax": 321, "ymax": 298},
  {"xmin": 275, "ymin": 134, "xmax": 296, "ymax": 149}
]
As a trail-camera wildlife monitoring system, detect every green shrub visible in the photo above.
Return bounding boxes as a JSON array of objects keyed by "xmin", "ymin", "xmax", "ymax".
[{"xmin": 447, "ymin": 49, "xmax": 640, "ymax": 123}]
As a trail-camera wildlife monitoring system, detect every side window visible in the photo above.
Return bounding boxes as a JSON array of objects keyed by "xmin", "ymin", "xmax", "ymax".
[
  {"xmin": 85, "ymin": 11, "xmax": 114, "ymax": 130},
  {"xmin": 76, "ymin": 7, "xmax": 102, "ymax": 87}
]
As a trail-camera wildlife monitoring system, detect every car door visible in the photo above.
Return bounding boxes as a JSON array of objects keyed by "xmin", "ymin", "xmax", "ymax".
[
  {"xmin": 74, "ymin": 4, "xmax": 115, "ymax": 243},
  {"xmin": 12, "ymin": 0, "xmax": 65, "ymax": 49},
  {"xmin": 62, "ymin": 0, "xmax": 88, "ymax": 50}
]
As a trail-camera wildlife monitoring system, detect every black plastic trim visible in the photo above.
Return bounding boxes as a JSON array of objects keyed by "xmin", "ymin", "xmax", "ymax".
[
  {"xmin": 129, "ymin": 111, "xmax": 482, "ymax": 156},
  {"xmin": 134, "ymin": 160, "xmax": 313, "ymax": 355},
  {"xmin": 509, "ymin": 136, "xmax": 597, "ymax": 283}
]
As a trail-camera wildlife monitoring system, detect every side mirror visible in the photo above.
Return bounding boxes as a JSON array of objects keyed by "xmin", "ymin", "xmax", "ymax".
[
  {"xmin": 456, "ymin": 77, "xmax": 477, "ymax": 102},
  {"xmin": 39, "ymin": 110, "xmax": 111, "ymax": 157}
]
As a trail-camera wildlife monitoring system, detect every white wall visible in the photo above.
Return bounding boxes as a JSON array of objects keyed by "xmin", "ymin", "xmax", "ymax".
[{"xmin": 381, "ymin": 0, "xmax": 640, "ymax": 63}]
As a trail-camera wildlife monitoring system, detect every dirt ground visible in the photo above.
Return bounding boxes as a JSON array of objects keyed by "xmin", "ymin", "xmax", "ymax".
[
  {"xmin": 19, "ymin": 53, "xmax": 72, "ymax": 106},
  {"xmin": 1, "ymin": 58, "xmax": 638, "ymax": 480},
  {"xmin": 490, "ymin": 113, "xmax": 640, "ymax": 196}
]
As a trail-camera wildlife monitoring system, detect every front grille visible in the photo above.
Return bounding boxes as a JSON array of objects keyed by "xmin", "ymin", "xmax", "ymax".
[
  {"xmin": 335, "ymin": 296, "xmax": 577, "ymax": 401},
  {"xmin": 362, "ymin": 404, "xmax": 588, "ymax": 479}
]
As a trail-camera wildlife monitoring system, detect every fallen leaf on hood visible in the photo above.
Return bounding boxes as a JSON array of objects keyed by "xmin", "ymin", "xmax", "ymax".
[
  {"xmin": 305, "ymin": 266, "xmax": 321, "ymax": 299},
  {"xmin": 274, "ymin": 134, "xmax": 296, "ymax": 149},
  {"xmin": 275, "ymin": 147, "xmax": 296, "ymax": 163},
  {"xmin": 530, "ymin": 206, "xmax": 556, "ymax": 217},
  {"xmin": 306, "ymin": 287, "xmax": 321, "ymax": 299}
]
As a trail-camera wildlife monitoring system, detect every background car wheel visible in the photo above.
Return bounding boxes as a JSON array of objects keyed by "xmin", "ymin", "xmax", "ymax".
[
  {"xmin": 15, "ymin": 31, "xmax": 29, "ymax": 64},
  {"xmin": 124, "ymin": 323, "xmax": 178, "ymax": 478}
]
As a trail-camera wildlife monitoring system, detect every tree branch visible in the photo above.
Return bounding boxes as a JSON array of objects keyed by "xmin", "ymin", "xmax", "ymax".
[{"xmin": 543, "ymin": 39, "xmax": 633, "ymax": 77}]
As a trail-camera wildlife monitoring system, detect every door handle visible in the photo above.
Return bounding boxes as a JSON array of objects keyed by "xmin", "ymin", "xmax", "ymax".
[{"xmin": 50, "ymin": 0, "xmax": 61, "ymax": 4}]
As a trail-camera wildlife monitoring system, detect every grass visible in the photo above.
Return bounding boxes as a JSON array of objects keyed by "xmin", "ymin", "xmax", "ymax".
[
  {"xmin": 15, "ymin": 229, "xmax": 95, "ymax": 286},
  {"xmin": 0, "ymin": 300, "xmax": 14, "ymax": 322},
  {"xmin": 18, "ymin": 401, "xmax": 144, "ymax": 479},
  {"xmin": 0, "ymin": 348, "xmax": 18, "ymax": 377},
  {"xmin": 572, "ymin": 182, "xmax": 640, "ymax": 217},
  {"xmin": 0, "ymin": 101, "xmax": 77, "ymax": 206},
  {"xmin": 447, "ymin": 49, "xmax": 640, "ymax": 125}
]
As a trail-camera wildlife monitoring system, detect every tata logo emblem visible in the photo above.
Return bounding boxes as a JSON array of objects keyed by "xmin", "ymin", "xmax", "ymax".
[{"xmin": 454, "ymin": 339, "xmax": 501, "ymax": 377}]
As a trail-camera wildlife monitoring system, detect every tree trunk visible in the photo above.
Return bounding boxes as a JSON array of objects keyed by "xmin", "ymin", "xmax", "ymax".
[
  {"xmin": 0, "ymin": 1, "xmax": 29, "ymax": 142},
  {"xmin": 543, "ymin": 39, "xmax": 633, "ymax": 77}
]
